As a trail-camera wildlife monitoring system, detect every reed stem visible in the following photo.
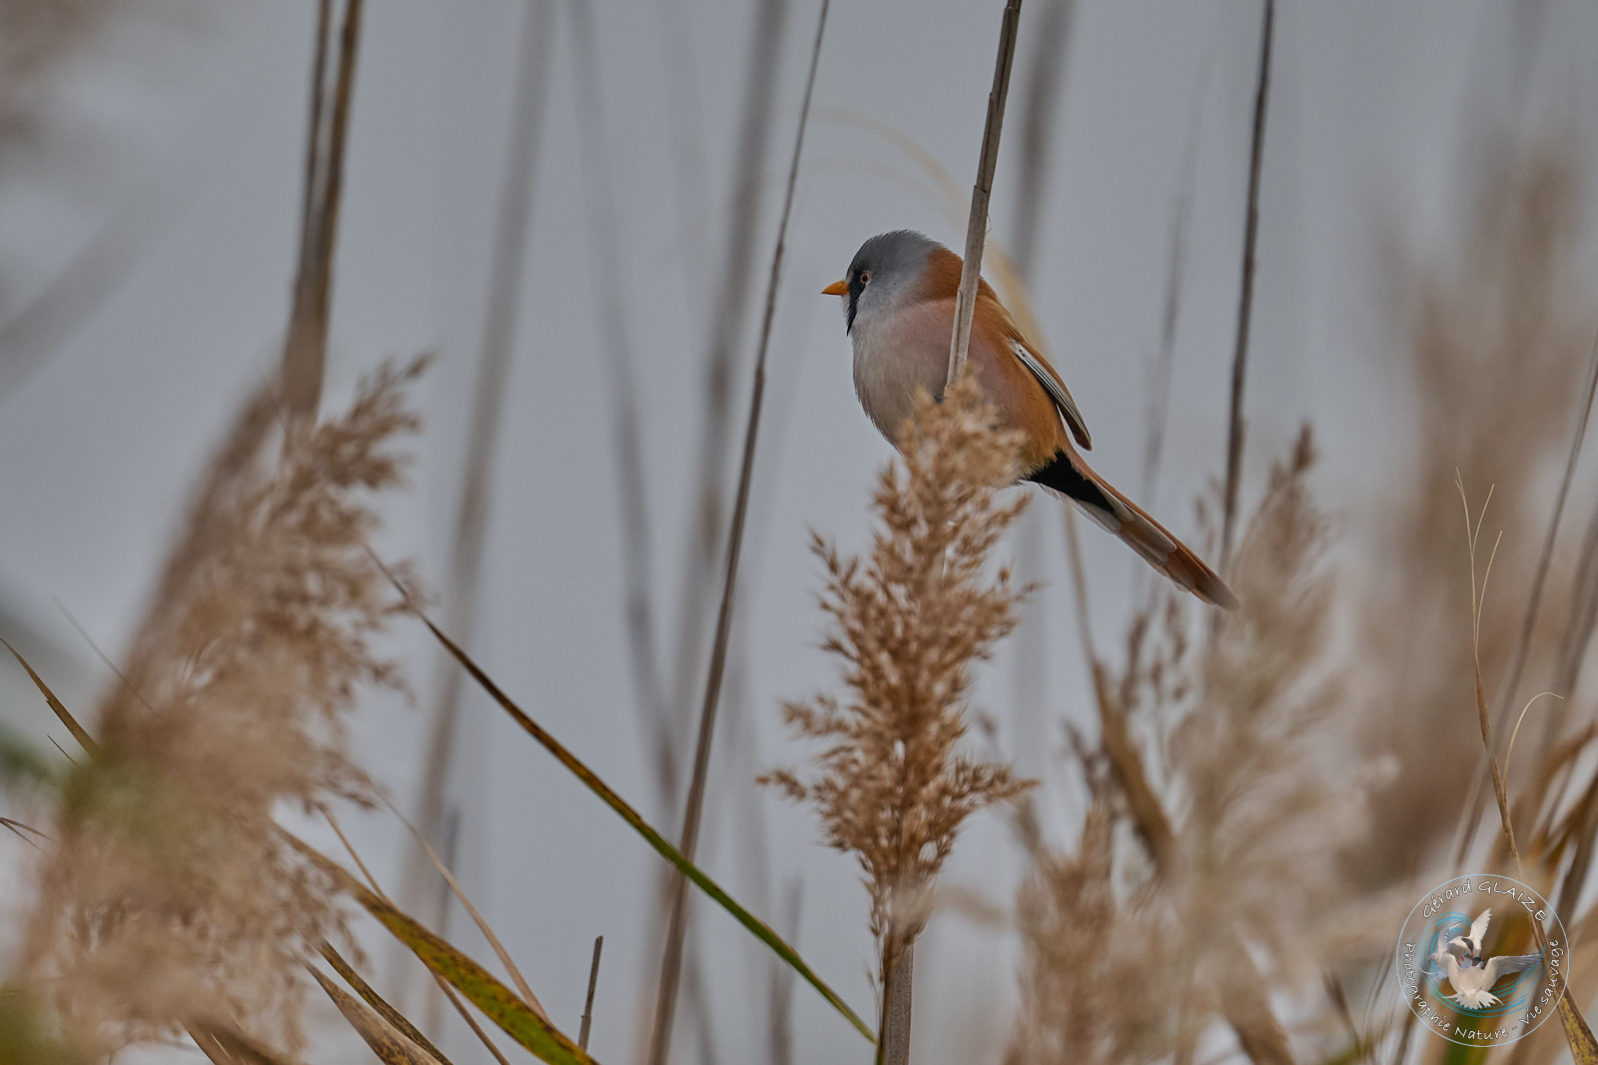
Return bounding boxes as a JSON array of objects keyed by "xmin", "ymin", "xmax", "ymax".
[
  {"xmin": 1218, "ymin": 0, "xmax": 1275, "ymax": 572},
  {"xmin": 946, "ymin": 0, "xmax": 1024, "ymax": 389}
]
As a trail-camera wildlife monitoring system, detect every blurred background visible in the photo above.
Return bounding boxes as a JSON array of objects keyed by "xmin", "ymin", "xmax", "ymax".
[{"xmin": 3, "ymin": 2, "xmax": 1598, "ymax": 1063}]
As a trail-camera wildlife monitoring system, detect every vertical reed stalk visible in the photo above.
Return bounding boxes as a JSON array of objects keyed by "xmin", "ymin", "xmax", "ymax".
[
  {"xmin": 946, "ymin": 0, "xmax": 1024, "ymax": 389},
  {"xmin": 1218, "ymin": 0, "xmax": 1274, "ymax": 573},
  {"xmin": 281, "ymin": 0, "xmax": 363, "ymax": 437},
  {"xmin": 646, "ymin": 5, "xmax": 831, "ymax": 1063},
  {"xmin": 907, "ymin": 6, "xmax": 1026, "ymax": 1057},
  {"xmin": 879, "ymin": 940, "xmax": 915, "ymax": 1065},
  {"xmin": 296, "ymin": 0, "xmax": 332, "ymax": 270}
]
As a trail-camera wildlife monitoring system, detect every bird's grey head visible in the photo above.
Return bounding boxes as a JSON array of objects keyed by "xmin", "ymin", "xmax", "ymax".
[{"xmin": 833, "ymin": 230, "xmax": 942, "ymax": 335}]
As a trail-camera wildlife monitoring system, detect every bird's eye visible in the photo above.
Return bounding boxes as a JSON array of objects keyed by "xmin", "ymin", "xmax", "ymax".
[{"xmin": 859, "ymin": 271, "xmax": 871, "ymax": 285}]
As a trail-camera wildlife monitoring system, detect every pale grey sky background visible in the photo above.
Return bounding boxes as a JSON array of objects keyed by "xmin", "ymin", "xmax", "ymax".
[{"xmin": 3, "ymin": 2, "xmax": 1597, "ymax": 1062}]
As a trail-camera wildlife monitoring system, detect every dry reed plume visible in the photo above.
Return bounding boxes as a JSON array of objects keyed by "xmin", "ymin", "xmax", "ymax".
[
  {"xmin": 3, "ymin": 358, "xmax": 426, "ymax": 1060},
  {"xmin": 1008, "ymin": 430, "xmax": 1379, "ymax": 1065},
  {"xmin": 763, "ymin": 377, "xmax": 1034, "ymax": 1005}
]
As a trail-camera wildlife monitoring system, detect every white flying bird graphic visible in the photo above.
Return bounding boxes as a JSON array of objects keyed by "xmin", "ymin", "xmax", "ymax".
[{"xmin": 1430, "ymin": 908, "xmax": 1544, "ymax": 1009}]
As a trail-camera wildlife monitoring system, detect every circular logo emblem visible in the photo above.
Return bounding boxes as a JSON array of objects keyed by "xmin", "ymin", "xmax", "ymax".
[{"xmin": 1395, "ymin": 874, "xmax": 1568, "ymax": 1046}]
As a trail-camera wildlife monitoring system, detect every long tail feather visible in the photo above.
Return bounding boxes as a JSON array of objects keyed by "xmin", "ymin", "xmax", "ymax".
[{"xmin": 1026, "ymin": 450, "xmax": 1239, "ymax": 609}]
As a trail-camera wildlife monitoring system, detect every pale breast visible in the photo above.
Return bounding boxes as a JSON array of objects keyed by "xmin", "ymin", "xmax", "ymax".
[
  {"xmin": 850, "ymin": 300, "xmax": 957, "ymax": 447},
  {"xmin": 850, "ymin": 297, "xmax": 1067, "ymax": 471}
]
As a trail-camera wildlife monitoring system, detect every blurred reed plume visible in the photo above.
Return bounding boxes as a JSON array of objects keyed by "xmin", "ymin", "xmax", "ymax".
[
  {"xmin": 763, "ymin": 376, "xmax": 1034, "ymax": 1017},
  {"xmin": 1008, "ymin": 429, "xmax": 1379, "ymax": 1065},
  {"xmin": 5, "ymin": 358, "xmax": 426, "ymax": 1059},
  {"xmin": 0, "ymin": 1, "xmax": 117, "ymax": 153},
  {"xmin": 1356, "ymin": 148, "xmax": 1596, "ymax": 882}
]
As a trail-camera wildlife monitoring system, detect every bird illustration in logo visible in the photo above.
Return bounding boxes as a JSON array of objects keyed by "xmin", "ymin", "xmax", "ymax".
[{"xmin": 1430, "ymin": 908, "xmax": 1544, "ymax": 1009}]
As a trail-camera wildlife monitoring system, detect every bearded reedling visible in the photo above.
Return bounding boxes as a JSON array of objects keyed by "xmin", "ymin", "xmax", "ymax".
[{"xmin": 824, "ymin": 229, "xmax": 1237, "ymax": 608}]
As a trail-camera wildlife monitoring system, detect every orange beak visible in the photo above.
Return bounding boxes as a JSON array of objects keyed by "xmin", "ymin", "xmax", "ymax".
[{"xmin": 822, "ymin": 279, "xmax": 848, "ymax": 296}]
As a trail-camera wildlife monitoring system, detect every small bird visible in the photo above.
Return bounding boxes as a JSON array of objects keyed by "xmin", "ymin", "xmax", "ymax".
[
  {"xmin": 823, "ymin": 230, "xmax": 1237, "ymax": 608},
  {"xmin": 1430, "ymin": 908, "xmax": 1544, "ymax": 1009}
]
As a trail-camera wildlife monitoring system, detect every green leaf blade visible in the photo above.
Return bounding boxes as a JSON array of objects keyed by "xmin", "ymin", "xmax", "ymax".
[{"xmin": 414, "ymin": 611, "xmax": 876, "ymax": 1044}]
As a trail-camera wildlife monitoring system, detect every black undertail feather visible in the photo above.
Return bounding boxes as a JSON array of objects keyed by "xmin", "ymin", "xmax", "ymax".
[
  {"xmin": 1025, "ymin": 452, "xmax": 1117, "ymax": 526},
  {"xmin": 1024, "ymin": 449, "xmax": 1240, "ymax": 610}
]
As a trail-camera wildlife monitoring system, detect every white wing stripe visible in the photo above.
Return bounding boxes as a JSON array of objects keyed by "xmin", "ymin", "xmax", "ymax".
[{"xmin": 1011, "ymin": 341, "xmax": 1091, "ymax": 448}]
